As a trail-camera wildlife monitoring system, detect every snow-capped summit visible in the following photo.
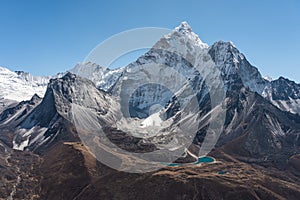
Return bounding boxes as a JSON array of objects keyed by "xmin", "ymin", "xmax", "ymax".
[
  {"xmin": 171, "ymin": 21, "xmax": 209, "ymax": 49},
  {"xmin": 175, "ymin": 21, "xmax": 192, "ymax": 33}
]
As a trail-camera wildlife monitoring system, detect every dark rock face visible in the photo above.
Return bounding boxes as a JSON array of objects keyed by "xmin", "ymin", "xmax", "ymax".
[
  {"xmin": 208, "ymin": 41, "xmax": 300, "ymax": 114},
  {"xmin": 208, "ymin": 41, "xmax": 267, "ymax": 94},
  {"xmin": 218, "ymin": 89, "xmax": 300, "ymax": 168},
  {"xmin": 0, "ymin": 94, "xmax": 42, "ymax": 127},
  {"xmin": 271, "ymin": 77, "xmax": 300, "ymax": 100},
  {"xmin": 0, "ymin": 74, "xmax": 83, "ymax": 152}
]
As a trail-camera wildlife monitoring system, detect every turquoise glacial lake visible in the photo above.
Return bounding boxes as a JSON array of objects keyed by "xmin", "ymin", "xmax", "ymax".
[{"xmin": 166, "ymin": 156, "xmax": 215, "ymax": 167}]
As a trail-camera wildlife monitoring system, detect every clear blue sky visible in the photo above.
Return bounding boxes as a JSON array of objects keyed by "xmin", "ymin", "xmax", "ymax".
[{"xmin": 0, "ymin": 0, "xmax": 299, "ymax": 82}]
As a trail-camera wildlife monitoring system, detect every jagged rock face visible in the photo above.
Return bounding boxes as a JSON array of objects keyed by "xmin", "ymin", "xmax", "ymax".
[
  {"xmin": 206, "ymin": 41, "xmax": 300, "ymax": 114},
  {"xmin": 0, "ymin": 86, "xmax": 60, "ymax": 150},
  {"xmin": 110, "ymin": 23, "xmax": 216, "ymax": 119},
  {"xmin": 208, "ymin": 41, "xmax": 267, "ymax": 94},
  {"xmin": 8, "ymin": 73, "xmax": 113, "ymax": 151},
  {"xmin": 0, "ymin": 98, "xmax": 17, "ymax": 113},
  {"xmin": 0, "ymin": 74, "xmax": 73, "ymax": 151},
  {"xmin": 218, "ymin": 88, "xmax": 300, "ymax": 168},
  {"xmin": 47, "ymin": 72, "xmax": 110, "ymax": 118},
  {"xmin": 112, "ymin": 49, "xmax": 207, "ymax": 119},
  {"xmin": 262, "ymin": 77, "xmax": 300, "ymax": 114},
  {"xmin": 127, "ymin": 83, "xmax": 175, "ymax": 118},
  {"xmin": 0, "ymin": 94, "xmax": 42, "ymax": 128},
  {"xmin": 0, "ymin": 72, "xmax": 110, "ymax": 153},
  {"xmin": 270, "ymin": 77, "xmax": 300, "ymax": 100}
]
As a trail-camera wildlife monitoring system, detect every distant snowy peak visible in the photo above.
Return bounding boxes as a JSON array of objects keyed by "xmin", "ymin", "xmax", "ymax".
[
  {"xmin": 70, "ymin": 62, "xmax": 108, "ymax": 78},
  {"xmin": 0, "ymin": 66, "xmax": 14, "ymax": 74},
  {"xmin": 0, "ymin": 66, "xmax": 52, "ymax": 102},
  {"xmin": 263, "ymin": 76, "xmax": 273, "ymax": 82},
  {"xmin": 70, "ymin": 62, "xmax": 124, "ymax": 91}
]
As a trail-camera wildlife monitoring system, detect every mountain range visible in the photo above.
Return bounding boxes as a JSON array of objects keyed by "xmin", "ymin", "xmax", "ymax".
[{"xmin": 0, "ymin": 22, "xmax": 300, "ymax": 199}]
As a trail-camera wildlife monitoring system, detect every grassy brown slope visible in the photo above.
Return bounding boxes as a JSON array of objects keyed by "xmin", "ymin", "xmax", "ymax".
[{"xmin": 38, "ymin": 143, "xmax": 300, "ymax": 200}]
